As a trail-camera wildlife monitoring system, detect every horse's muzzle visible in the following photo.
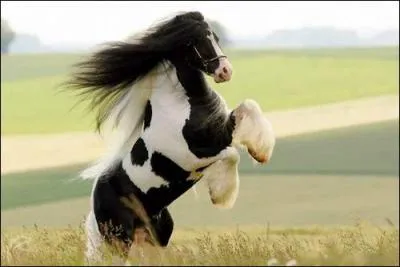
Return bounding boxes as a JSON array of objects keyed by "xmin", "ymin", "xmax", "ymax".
[{"xmin": 213, "ymin": 57, "xmax": 233, "ymax": 83}]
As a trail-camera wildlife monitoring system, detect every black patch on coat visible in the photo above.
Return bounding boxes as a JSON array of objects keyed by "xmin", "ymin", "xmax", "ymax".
[
  {"xmin": 151, "ymin": 207, "xmax": 174, "ymax": 246},
  {"xmin": 143, "ymin": 100, "xmax": 152, "ymax": 130},
  {"xmin": 182, "ymin": 93, "xmax": 235, "ymax": 158},
  {"xmin": 151, "ymin": 151, "xmax": 190, "ymax": 182},
  {"xmin": 130, "ymin": 138, "xmax": 148, "ymax": 166},
  {"xmin": 143, "ymin": 151, "xmax": 200, "ymax": 212},
  {"xmin": 173, "ymin": 61, "xmax": 236, "ymax": 158}
]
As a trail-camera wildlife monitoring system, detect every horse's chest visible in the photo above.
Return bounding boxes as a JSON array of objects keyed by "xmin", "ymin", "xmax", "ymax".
[
  {"xmin": 182, "ymin": 93, "xmax": 233, "ymax": 158},
  {"xmin": 122, "ymin": 80, "xmax": 231, "ymax": 208},
  {"xmin": 122, "ymin": 91, "xmax": 196, "ymax": 194},
  {"xmin": 146, "ymin": 94, "xmax": 190, "ymax": 141},
  {"xmin": 141, "ymin": 90, "xmax": 232, "ymax": 168}
]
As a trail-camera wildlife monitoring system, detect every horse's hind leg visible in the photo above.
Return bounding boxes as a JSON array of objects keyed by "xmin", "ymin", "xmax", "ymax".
[
  {"xmin": 125, "ymin": 208, "xmax": 174, "ymax": 265},
  {"xmin": 84, "ymin": 211, "xmax": 104, "ymax": 265},
  {"xmin": 231, "ymin": 99, "xmax": 275, "ymax": 164},
  {"xmin": 85, "ymin": 212, "xmax": 129, "ymax": 265},
  {"xmin": 120, "ymin": 195, "xmax": 174, "ymax": 248},
  {"xmin": 150, "ymin": 207, "xmax": 174, "ymax": 247}
]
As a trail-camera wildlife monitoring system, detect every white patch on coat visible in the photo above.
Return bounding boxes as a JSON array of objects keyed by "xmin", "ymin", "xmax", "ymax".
[{"xmin": 122, "ymin": 155, "xmax": 169, "ymax": 193}]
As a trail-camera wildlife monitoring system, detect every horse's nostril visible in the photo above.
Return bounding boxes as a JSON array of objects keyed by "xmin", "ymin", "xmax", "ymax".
[
  {"xmin": 219, "ymin": 73, "xmax": 224, "ymax": 80},
  {"xmin": 222, "ymin": 67, "xmax": 228, "ymax": 74}
]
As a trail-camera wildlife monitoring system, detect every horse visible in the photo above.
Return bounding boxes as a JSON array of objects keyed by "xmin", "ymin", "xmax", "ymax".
[{"xmin": 65, "ymin": 11, "xmax": 275, "ymax": 264}]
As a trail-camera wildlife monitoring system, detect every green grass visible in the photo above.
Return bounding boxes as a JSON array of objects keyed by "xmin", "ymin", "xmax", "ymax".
[
  {"xmin": 1, "ymin": 75, "xmax": 96, "ymax": 135},
  {"xmin": 1, "ymin": 224, "xmax": 399, "ymax": 266},
  {"xmin": 242, "ymin": 119, "xmax": 399, "ymax": 176},
  {"xmin": 0, "ymin": 163, "xmax": 89, "ymax": 210},
  {"xmin": 229, "ymin": 46, "xmax": 399, "ymax": 60},
  {"xmin": 1, "ymin": 47, "xmax": 398, "ymax": 135},
  {"xmin": 0, "ymin": 53, "xmax": 84, "ymax": 82},
  {"xmin": 2, "ymin": 173, "xmax": 398, "ymax": 227},
  {"xmin": 213, "ymin": 51, "xmax": 398, "ymax": 111}
]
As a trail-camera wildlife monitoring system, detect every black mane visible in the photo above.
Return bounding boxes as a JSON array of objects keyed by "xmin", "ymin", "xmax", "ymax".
[{"xmin": 64, "ymin": 11, "xmax": 208, "ymax": 131}]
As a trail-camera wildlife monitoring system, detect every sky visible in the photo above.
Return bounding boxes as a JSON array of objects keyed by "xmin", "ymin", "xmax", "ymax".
[{"xmin": 1, "ymin": 1, "xmax": 399, "ymax": 45}]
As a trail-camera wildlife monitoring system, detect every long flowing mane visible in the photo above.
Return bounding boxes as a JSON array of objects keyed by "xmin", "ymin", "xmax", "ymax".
[
  {"xmin": 63, "ymin": 11, "xmax": 209, "ymax": 179},
  {"xmin": 65, "ymin": 11, "xmax": 207, "ymax": 131}
]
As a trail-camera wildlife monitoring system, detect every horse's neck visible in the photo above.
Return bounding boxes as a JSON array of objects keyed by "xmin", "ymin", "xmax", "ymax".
[
  {"xmin": 168, "ymin": 58, "xmax": 211, "ymax": 97},
  {"xmin": 161, "ymin": 60, "xmax": 236, "ymax": 158}
]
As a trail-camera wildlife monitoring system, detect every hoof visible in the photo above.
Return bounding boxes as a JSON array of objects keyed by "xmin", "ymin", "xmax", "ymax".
[{"xmin": 248, "ymin": 148, "xmax": 269, "ymax": 164}]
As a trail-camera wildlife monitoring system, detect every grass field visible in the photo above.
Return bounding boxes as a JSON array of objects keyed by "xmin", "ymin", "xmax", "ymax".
[
  {"xmin": 1, "ymin": 224, "xmax": 399, "ymax": 266},
  {"xmin": 1, "ymin": 46, "xmax": 398, "ymax": 135}
]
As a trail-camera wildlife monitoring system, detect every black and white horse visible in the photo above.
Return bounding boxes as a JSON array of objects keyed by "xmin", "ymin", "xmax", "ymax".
[{"xmin": 66, "ymin": 11, "xmax": 275, "ymax": 264}]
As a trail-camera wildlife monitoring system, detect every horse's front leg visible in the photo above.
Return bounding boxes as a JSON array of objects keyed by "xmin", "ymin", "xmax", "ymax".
[
  {"xmin": 231, "ymin": 99, "xmax": 276, "ymax": 164},
  {"xmin": 189, "ymin": 147, "xmax": 241, "ymax": 209}
]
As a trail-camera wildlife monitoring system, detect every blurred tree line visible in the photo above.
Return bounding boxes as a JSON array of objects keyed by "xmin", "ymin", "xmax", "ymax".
[{"xmin": 1, "ymin": 18, "xmax": 15, "ymax": 54}]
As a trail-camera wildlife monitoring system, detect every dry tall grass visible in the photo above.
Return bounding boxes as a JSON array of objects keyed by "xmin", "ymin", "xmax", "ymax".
[{"xmin": 1, "ymin": 222, "xmax": 398, "ymax": 266}]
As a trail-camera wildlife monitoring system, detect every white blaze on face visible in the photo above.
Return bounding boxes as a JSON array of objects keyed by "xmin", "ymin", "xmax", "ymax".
[
  {"xmin": 207, "ymin": 32, "xmax": 224, "ymax": 57},
  {"xmin": 207, "ymin": 32, "xmax": 233, "ymax": 83}
]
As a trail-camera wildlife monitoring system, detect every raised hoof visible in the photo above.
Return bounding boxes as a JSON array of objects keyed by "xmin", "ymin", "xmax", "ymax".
[{"xmin": 247, "ymin": 148, "xmax": 268, "ymax": 164}]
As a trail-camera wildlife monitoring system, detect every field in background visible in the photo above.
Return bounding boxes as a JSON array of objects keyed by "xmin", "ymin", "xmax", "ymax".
[
  {"xmin": 2, "ymin": 119, "xmax": 398, "ymax": 212},
  {"xmin": 2, "ymin": 173, "xmax": 398, "ymax": 228},
  {"xmin": 1, "ymin": 46, "xmax": 398, "ymax": 135},
  {"xmin": 1, "ymin": 47, "xmax": 398, "ymax": 266},
  {"xmin": 2, "ymin": 47, "xmax": 398, "ymax": 82}
]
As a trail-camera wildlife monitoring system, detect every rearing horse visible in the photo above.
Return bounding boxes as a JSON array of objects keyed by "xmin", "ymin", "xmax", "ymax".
[{"xmin": 66, "ymin": 11, "xmax": 275, "ymax": 264}]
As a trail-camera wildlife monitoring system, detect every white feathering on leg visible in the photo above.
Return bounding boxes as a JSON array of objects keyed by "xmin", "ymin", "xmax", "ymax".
[
  {"xmin": 202, "ymin": 148, "xmax": 240, "ymax": 209},
  {"xmin": 84, "ymin": 211, "xmax": 104, "ymax": 265},
  {"xmin": 232, "ymin": 99, "xmax": 275, "ymax": 164}
]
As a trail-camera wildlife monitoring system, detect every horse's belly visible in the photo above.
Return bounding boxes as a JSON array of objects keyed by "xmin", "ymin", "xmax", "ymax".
[
  {"xmin": 122, "ymin": 156, "xmax": 169, "ymax": 193},
  {"xmin": 122, "ymin": 144, "xmax": 198, "ymax": 213}
]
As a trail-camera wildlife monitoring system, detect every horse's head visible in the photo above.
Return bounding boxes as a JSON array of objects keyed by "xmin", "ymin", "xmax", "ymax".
[
  {"xmin": 182, "ymin": 23, "xmax": 233, "ymax": 83},
  {"xmin": 182, "ymin": 13, "xmax": 232, "ymax": 83},
  {"xmin": 154, "ymin": 11, "xmax": 233, "ymax": 83}
]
